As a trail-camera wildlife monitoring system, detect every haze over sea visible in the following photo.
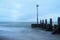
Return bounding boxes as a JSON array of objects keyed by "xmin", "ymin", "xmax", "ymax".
[
  {"xmin": 0, "ymin": 22, "xmax": 60, "ymax": 40},
  {"xmin": 0, "ymin": 22, "xmax": 57, "ymax": 31}
]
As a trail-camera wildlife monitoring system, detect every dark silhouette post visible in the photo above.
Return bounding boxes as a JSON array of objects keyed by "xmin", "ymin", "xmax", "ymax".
[
  {"xmin": 50, "ymin": 18, "xmax": 52, "ymax": 27},
  {"xmin": 52, "ymin": 24, "xmax": 58, "ymax": 34},
  {"xmin": 36, "ymin": 4, "xmax": 39, "ymax": 24},
  {"xmin": 52, "ymin": 17, "xmax": 60, "ymax": 34},
  {"xmin": 42, "ymin": 20, "xmax": 45, "ymax": 29},
  {"xmin": 42, "ymin": 20, "xmax": 44, "ymax": 24},
  {"xmin": 50, "ymin": 18, "xmax": 52, "ymax": 31},
  {"xmin": 46, "ymin": 18, "xmax": 52, "ymax": 31},
  {"xmin": 45, "ymin": 19, "xmax": 47, "ymax": 29},
  {"xmin": 58, "ymin": 17, "xmax": 60, "ymax": 33},
  {"xmin": 32, "ymin": 5, "xmax": 40, "ymax": 28},
  {"xmin": 40, "ymin": 20, "xmax": 42, "ymax": 28},
  {"xmin": 31, "ymin": 4, "xmax": 40, "ymax": 28},
  {"xmin": 45, "ymin": 19, "xmax": 47, "ymax": 25},
  {"xmin": 40, "ymin": 20, "xmax": 42, "ymax": 24}
]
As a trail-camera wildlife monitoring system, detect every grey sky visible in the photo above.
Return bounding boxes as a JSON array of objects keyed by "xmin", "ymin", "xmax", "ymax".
[{"xmin": 0, "ymin": 0, "xmax": 60, "ymax": 22}]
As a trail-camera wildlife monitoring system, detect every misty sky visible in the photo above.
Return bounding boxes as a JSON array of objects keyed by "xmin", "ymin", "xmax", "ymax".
[{"xmin": 0, "ymin": 0, "xmax": 60, "ymax": 22}]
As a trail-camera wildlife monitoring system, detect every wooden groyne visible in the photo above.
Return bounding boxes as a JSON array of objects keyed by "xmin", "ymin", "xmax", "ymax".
[{"xmin": 31, "ymin": 17, "xmax": 60, "ymax": 34}]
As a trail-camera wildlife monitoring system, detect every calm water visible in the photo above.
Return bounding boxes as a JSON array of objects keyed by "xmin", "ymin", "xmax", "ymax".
[{"xmin": 0, "ymin": 22, "xmax": 60, "ymax": 40}]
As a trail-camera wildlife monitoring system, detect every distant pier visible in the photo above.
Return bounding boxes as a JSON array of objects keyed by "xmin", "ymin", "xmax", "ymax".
[{"xmin": 31, "ymin": 17, "xmax": 60, "ymax": 34}]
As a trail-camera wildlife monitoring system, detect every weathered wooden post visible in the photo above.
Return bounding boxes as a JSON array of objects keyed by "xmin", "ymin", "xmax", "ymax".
[
  {"xmin": 57, "ymin": 17, "xmax": 60, "ymax": 33},
  {"xmin": 46, "ymin": 18, "xmax": 52, "ymax": 31},
  {"xmin": 50, "ymin": 18, "xmax": 53, "ymax": 31},
  {"xmin": 41, "ymin": 20, "xmax": 45, "ymax": 29},
  {"xmin": 52, "ymin": 17, "xmax": 60, "ymax": 34},
  {"xmin": 50, "ymin": 18, "xmax": 52, "ymax": 26},
  {"xmin": 40, "ymin": 20, "xmax": 42, "ymax": 28},
  {"xmin": 52, "ymin": 24, "xmax": 58, "ymax": 34},
  {"xmin": 45, "ymin": 19, "xmax": 47, "ymax": 29},
  {"xmin": 42, "ymin": 20, "xmax": 44, "ymax": 24}
]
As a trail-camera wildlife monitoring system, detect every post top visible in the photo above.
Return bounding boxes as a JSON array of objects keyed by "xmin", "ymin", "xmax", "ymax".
[{"xmin": 36, "ymin": 4, "xmax": 39, "ymax": 7}]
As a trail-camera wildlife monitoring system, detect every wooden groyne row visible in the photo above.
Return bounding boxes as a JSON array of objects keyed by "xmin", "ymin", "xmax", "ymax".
[{"xmin": 31, "ymin": 17, "xmax": 60, "ymax": 34}]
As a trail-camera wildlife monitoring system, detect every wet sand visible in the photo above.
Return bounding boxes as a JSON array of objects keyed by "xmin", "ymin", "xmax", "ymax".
[{"xmin": 0, "ymin": 27, "xmax": 60, "ymax": 40}]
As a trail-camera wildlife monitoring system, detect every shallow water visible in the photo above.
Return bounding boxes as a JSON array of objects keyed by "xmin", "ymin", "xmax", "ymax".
[
  {"xmin": 0, "ymin": 26, "xmax": 60, "ymax": 40},
  {"xmin": 0, "ymin": 22, "xmax": 60, "ymax": 40}
]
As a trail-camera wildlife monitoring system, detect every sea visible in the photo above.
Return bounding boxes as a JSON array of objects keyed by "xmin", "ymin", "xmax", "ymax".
[{"xmin": 0, "ymin": 22, "xmax": 60, "ymax": 40}]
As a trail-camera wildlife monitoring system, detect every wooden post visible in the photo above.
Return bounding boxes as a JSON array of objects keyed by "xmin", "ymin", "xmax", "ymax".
[
  {"xmin": 46, "ymin": 18, "xmax": 52, "ymax": 31},
  {"xmin": 40, "ymin": 20, "xmax": 42, "ymax": 28},
  {"xmin": 40, "ymin": 20, "xmax": 42, "ymax": 24},
  {"xmin": 42, "ymin": 20, "xmax": 45, "ymax": 29},
  {"xmin": 57, "ymin": 17, "xmax": 60, "ymax": 33},
  {"xmin": 52, "ymin": 24, "xmax": 58, "ymax": 34},
  {"xmin": 45, "ymin": 19, "xmax": 47, "ymax": 29},
  {"xmin": 42, "ymin": 20, "xmax": 44, "ymax": 24},
  {"xmin": 50, "ymin": 18, "xmax": 52, "ymax": 27},
  {"xmin": 49, "ymin": 18, "xmax": 52, "ymax": 31}
]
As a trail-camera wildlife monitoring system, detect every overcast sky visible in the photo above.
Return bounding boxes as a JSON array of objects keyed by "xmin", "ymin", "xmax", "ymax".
[{"xmin": 0, "ymin": 0, "xmax": 60, "ymax": 22}]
